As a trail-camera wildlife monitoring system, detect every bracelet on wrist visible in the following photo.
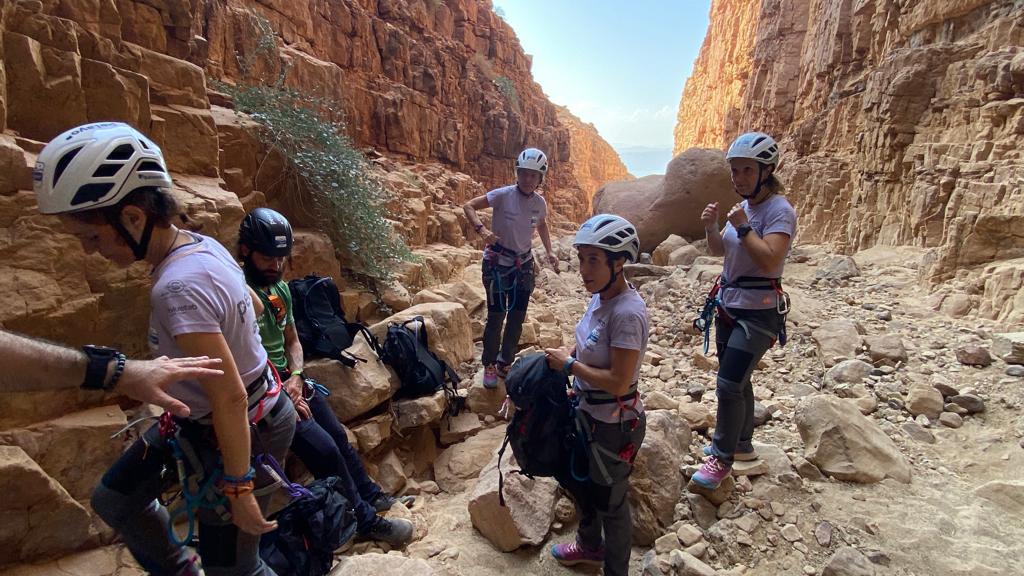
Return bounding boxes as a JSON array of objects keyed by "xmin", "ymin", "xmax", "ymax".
[
  {"xmin": 563, "ymin": 357, "xmax": 576, "ymax": 376},
  {"xmin": 104, "ymin": 353, "xmax": 127, "ymax": 391},
  {"xmin": 221, "ymin": 480, "xmax": 255, "ymax": 498},
  {"xmin": 222, "ymin": 466, "xmax": 256, "ymax": 485}
]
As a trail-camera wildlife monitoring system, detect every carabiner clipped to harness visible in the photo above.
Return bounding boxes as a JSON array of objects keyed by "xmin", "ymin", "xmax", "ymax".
[{"xmin": 693, "ymin": 277, "xmax": 723, "ymax": 355}]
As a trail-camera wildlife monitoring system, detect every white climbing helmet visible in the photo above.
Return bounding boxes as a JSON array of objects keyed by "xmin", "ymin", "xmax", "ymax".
[
  {"xmin": 515, "ymin": 147, "xmax": 549, "ymax": 175},
  {"xmin": 573, "ymin": 214, "xmax": 640, "ymax": 263},
  {"xmin": 726, "ymin": 132, "xmax": 780, "ymax": 167},
  {"xmin": 33, "ymin": 122, "xmax": 173, "ymax": 215}
]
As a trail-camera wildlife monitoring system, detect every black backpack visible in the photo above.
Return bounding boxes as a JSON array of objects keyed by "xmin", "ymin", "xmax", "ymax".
[
  {"xmin": 497, "ymin": 352, "xmax": 574, "ymax": 505},
  {"xmin": 288, "ymin": 275, "xmax": 382, "ymax": 368},
  {"xmin": 381, "ymin": 316, "xmax": 462, "ymax": 406},
  {"xmin": 259, "ymin": 476, "xmax": 358, "ymax": 576}
]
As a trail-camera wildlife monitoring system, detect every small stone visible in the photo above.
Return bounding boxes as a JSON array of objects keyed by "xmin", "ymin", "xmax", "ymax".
[
  {"xmin": 733, "ymin": 459, "xmax": 770, "ymax": 477},
  {"xmin": 804, "ymin": 565, "xmax": 819, "ymax": 575},
  {"xmin": 949, "ymin": 394, "xmax": 985, "ymax": 414},
  {"xmin": 794, "ymin": 457, "xmax": 825, "ymax": 481},
  {"xmin": 939, "ymin": 412, "xmax": 963, "ymax": 428},
  {"xmin": 822, "ymin": 546, "xmax": 876, "ymax": 576},
  {"xmin": 876, "ymin": 310, "xmax": 892, "ymax": 321},
  {"xmin": 676, "ymin": 524, "xmax": 704, "ymax": 546},
  {"xmin": 654, "ymin": 533, "xmax": 682, "ymax": 554},
  {"xmin": 734, "ymin": 513, "xmax": 759, "ymax": 533},
  {"xmin": 1006, "ymin": 365, "xmax": 1024, "ymax": 377},
  {"xmin": 815, "ymin": 521, "xmax": 833, "ymax": 547},
  {"xmin": 781, "ymin": 524, "xmax": 802, "ymax": 542},
  {"xmin": 944, "ymin": 402, "xmax": 969, "ymax": 415},
  {"xmin": 864, "ymin": 549, "xmax": 891, "ymax": 566},
  {"xmin": 687, "ymin": 385, "xmax": 705, "ymax": 401},
  {"xmin": 685, "ymin": 541, "xmax": 707, "ymax": 558},
  {"xmin": 955, "ymin": 345, "xmax": 993, "ymax": 367},
  {"xmin": 753, "ymin": 401, "xmax": 771, "ymax": 426}
]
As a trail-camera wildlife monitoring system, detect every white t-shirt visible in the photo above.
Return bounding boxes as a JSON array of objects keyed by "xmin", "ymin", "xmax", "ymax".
[
  {"xmin": 148, "ymin": 232, "xmax": 271, "ymax": 420},
  {"xmin": 573, "ymin": 287, "xmax": 648, "ymax": 423},
  {"xmin": 485, "ymin": 184, "xmax": 547, "ymax": 266}
]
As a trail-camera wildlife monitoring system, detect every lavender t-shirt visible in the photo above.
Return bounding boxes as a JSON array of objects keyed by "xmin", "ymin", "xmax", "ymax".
[
  {"xmin": 485, "ymin": 184, "xmax": 547, "ymax": 266},
  {"xmin": 148, "ymin": 232, "xmax": 271, "ymax": 420},
  {"xmin": 720, "ymin": 194, "xmax": 797, "ymax": 309},
  {"xmin": 573, "ymin": 287, "xmax": 648, "ymax": 423}
]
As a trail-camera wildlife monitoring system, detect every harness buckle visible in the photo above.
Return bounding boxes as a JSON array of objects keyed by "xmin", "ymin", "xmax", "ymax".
[{"xmin": 776, "ymin": 290, "xmax": 791, "ymax": 315}]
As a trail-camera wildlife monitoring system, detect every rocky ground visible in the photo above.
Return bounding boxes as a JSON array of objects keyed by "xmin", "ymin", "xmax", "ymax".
[{"xmin": 2, "ymin": 239, "xmax": 1022, "ymax": 576}]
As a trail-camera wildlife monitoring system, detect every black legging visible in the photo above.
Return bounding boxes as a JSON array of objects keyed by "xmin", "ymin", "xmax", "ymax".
[{"xmin": 708, "ymin": 307, "xmax": 783, "ymax": 465}]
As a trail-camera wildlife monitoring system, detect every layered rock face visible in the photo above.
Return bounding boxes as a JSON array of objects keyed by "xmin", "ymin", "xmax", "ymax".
[
  {"xmin": 556, "ymin": 105, "xmax": 633, "ymax": 206},
  {"xmin": 674, "ymin": 0, "xmax": 1024, "ymax": 321},
  {"xmin": 0, "ymin": 0, "xmax": 626, "ymax": 423}
]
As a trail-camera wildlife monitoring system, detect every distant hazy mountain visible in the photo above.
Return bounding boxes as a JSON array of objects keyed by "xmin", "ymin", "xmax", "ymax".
[{"xmin": 612, "ymin": 145, "xmax": 674, "ymax": 177}]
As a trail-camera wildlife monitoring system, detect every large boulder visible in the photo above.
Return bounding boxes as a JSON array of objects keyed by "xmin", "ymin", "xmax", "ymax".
[
  {"xmin": 974, "ymin": 480, "xmax": 1024, "ymax": 516},
  {"xmin": 0, "ymin": 446, "xmax": 96, "ymax": 564},
  {"xmin": 992, "ymin": 332, "xmax": 1024, "ymax": 364},
  {"xmin": 0, "ymin": 405, "xmax": 127, "ymax": 501},
  {"xmin": 433, "ymin": 426, "xmax": 505, "ymax": 493},
  {"xmin": 394, "ymin": 391, "xmax": 447, "ymax": 430},
  {"xmin": 795, "ymin": 396, "xmax": 911, "ymax": 483},
  {"xmin": 370, "ymin": 302, "xmax": 474, "ymax": 369},
  {"xmin": 812, "ymin": 320, "xmax": 863, "ymax": 367},
  {"xmin": 652, "ymin": 235, "xmax": 689, "ymax": 266},
  {"xmin": 629, "ymin": 410, "xmax": 691, "ymax": 545},
  {"xmin": 824, "ymin": 359, "xmax": 874, "ymax": 389},
  {"xmin": 468, "ymin": 449, "xmax": 560, "ymax": 552},
  {"xmin": 593, "ymin": 148, "xmax": 733, "ymax": 252},
  {"xmin": 304, "ymin": 336, "xmax": 400, "ymax": 422}
]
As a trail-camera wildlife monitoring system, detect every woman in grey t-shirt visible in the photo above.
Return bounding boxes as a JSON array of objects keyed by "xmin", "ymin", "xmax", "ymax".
[
  {"xmin": 33, "ymin": 122, "xmax": 295, "ymax": 575},
  {"xmin": 544, "ymin": 214, "xmax": 648, "ymax": 576},
  {"xmin": 692, "ymin": 132, "xmax": 796, "ymax": 490}
]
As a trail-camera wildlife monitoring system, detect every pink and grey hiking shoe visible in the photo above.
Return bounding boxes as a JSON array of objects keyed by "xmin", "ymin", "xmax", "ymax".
[
  {"xmin": 551, "ymin": 540, "xmax": 604, "ymax": 567},
  {"xmin": 691, "ymin": 455, "xmax": 732, "ymax": 489},
  {"xmin": 483, "ymin": 364, "xmax": 499, "ymax": 389}
]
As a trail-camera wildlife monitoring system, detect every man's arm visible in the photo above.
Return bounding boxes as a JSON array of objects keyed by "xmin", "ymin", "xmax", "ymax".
[
  {"xmin": 282, "ymin": 323, "xmax": 311, "ymax": 419},
  {"xmin": 0, "ymin": 329, "xmax": 221, "ymax": 417},
  {"xmin": 0, "ymin": 329, "xmax": 88, "ymax": 391}
]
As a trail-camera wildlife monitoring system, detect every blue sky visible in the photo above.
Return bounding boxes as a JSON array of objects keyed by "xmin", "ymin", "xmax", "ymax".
[{"xmin": 492, "ymin": 0, "xmax": 711, "ymax": 174}]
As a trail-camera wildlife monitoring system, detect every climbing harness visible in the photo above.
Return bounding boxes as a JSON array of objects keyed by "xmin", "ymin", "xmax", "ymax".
[
  {"xmin": 693, "ymin": 275, "xmax": 790, "ymax": 354},
  {"xmin": 142, "ymin": 363, "xmax": 311, "ymax": 548},
  {"xmin": 484, "ymin": 243, "xmax": 534, "ymax": 313}
]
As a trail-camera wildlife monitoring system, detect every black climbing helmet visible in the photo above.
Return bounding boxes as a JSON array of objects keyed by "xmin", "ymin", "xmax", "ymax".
[{"xmin": 239, "ymin": 207, "xmax": 293, "ymax": 257}]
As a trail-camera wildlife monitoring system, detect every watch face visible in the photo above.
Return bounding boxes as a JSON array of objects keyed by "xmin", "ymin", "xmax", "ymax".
[{"xmin": 84, "ymin": 345, "xmax": 119, "ymax": 359}]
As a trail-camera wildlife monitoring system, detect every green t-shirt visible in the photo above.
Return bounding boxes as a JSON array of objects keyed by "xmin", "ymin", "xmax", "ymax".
[{"xmin": 252, "ymin": 280, "xmax": 294, "ymax": 374}]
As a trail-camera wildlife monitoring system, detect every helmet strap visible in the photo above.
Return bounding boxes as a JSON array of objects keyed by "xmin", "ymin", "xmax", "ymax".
[
  {"xmin": 594, "ymin": 256, "xmax": 621, "ymax": 295},
  {"xmin": 740, "ymin": 164, "xmax": 772, "ymax": 201},
  {"xmin": 106, "ymin": 209, "xmax": 154, "ymax": 261}
]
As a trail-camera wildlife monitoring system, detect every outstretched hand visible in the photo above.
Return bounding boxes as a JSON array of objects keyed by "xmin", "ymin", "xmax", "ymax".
[{"xmin": 119, "ymin": 356, "xmax": 224, "ymax": 418}]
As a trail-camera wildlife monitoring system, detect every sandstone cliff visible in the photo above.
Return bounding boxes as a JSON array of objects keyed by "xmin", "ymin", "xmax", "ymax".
[
  {"xmin": 0, "ymin": 0, "xmax": 623, "ymax": 425},
  {"xmin": 674, "ymin": 0, "xmax": 1024, "ymax": 322},
  {"xmin": 556, "ymin": 105, "xmax": 633, "ymax": 206}
]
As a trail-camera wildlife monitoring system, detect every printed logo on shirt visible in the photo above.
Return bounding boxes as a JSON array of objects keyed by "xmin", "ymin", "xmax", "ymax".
[
  {"xmin": 236, "ymin": 298, "xmax": 250, "ymax": 323},
  {"xmin": 167, "ymin": 303, "xmax": 198, "ymax": 316},
  {"xmin": 583, "ymin": 320, "xmax": 606, "ymax": 350},
  {"xmin": 167, "ymin": 280, "xmax": 186, "ymax": 293},
  {"xmin": 530, "ymin": 215, "xmax": 538, "ymax": 228},
  {"xmin": 148, "ymin": 327, "xmax": 159, "ymax": 351}
]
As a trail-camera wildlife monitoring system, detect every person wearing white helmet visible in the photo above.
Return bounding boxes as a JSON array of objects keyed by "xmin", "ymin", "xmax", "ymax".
[
  {"xmin": 543, "ymin": 214, "xmax": 648, "ymax": 576},
  {"xmin": 464, "ymin": 147, "xmax": 560, "ymax": 389},
  {"xmin": 692, "ymin": 131, "xmax": 796, "ymax": 491},
  {"xmin": 34, "ymin": 122, "xmax": 297, "ymax": 575}
]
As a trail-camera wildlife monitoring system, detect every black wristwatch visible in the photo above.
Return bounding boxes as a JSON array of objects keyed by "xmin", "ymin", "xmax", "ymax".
[
  {"xmin": 81, "ymin": 345, "xmax": 124, "ymax": 391},
  {"xmin": 736, "ymin": 223, "xmax": 754, "ymax": 238}
]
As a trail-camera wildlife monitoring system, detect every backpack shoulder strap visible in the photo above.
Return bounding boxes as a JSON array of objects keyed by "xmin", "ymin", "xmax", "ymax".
[{"xmin": 402, "ymin": 315, "xmax": 429, "ymax": 349}]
